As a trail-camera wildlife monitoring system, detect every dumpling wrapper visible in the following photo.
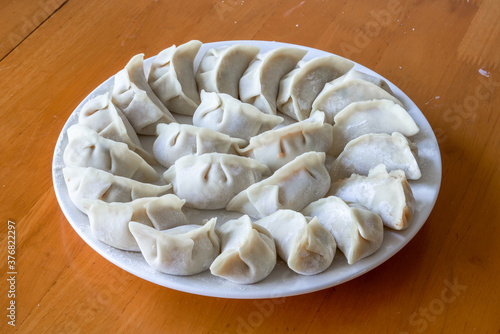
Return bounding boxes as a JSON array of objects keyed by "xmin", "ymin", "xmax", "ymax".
[
  {"xmin": 311, "ymin": 70, "xmax": 405, "ymax": 124},
  {"xmin": 112, "ymin": 54, "xmax": 176, "ymax": 135},
  {"xmin": 277, "ymin": 55, "xmax": 354, "ymax": 121},
  {"xmin": 80, "ymin": 194, "xmax": 188, "ymax": 251},
  {"xmin": 239, "ymin": 47, "xmax": 307, "ymax": 114},
  {"xmin": 148, "ymin": 40, "xmax": 202, "ymax": 116},
  {"xmin": 328, "ymin": 164, "xmax": 415, "ymax": 230},
  {"xmin": 63, "ymin": 167, "xmax": 171, "ymax": 213},
  {"xmin": 256, "ymin": 210, "xmax": 336, "ymax": 275},
  {"xmin": 210, "ymin": 215, "xmax": 276, "ymax": 284},
  {"xmin": 195, "ymin": 44, "xmax": 260, "ymax": 98},
  {"xmin": 329, "ymin": 99, "xmax": 419, "ymax": 156},
  {"xmin": 153, "ymin": 122, "xmax": 246, "ymax": 168},
  {"xmin": 193, "ymin": 90, "xmax": 284, "ymax": 141},
  {"xmin": 163, "ymin": 153, "xmax": 271, "ymax": 210},
  {"xmin": 342, "ymin": 69, "xmax": 395, "ymax": 95},
  {"xmin": 78, "ymin": 93, "xmax": 156, "ymax": 164},
  {"xmin": 130, "ymin": 218, "xmax": 220, "ymax": 276},
  {"xmin": 330, "ymin": 132, "xmax": 421, "ymax": 180},
  {"xmin": 236, "ymin": 111, "xmax": 333, "ymax": 172},
  {"xmin": 226, "ymin": 151, "xmax": 330, "ymax": 219},
  {"xmin": 63, "ymin": 124, "xmax": 159, "ymax": 183},
  {"xmin": 302, "ymin": 196, "xmax": 383, "ymax": 264}
]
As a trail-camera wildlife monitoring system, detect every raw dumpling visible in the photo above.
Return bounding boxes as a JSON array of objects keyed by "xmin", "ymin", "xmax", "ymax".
[
  {"xmin": 256, "ymin": 210, "xmax": 336, "ymax": 275},
  {"xmin": 193, "ymin": 90, "xmax": 284, "ymax": 141},
  {"xmin": 239, "ymin": 47, "xmax": 307, "ymax": 114},
  {"xmin": 153, "ymin": 123, "xmax": 247, "ymax": 168},
  {"xmin": 311, "ymin": 70, "xmax": 405, "ymax": 124},
  {"xmin": 236, "ymin": 111, "xmax": 333, "ymax": 171},
  {"xmin": 328, "ymin": 164, "xmax": 415, "ymax": 230},
  {"xmin": 148, "ymin": 40, "xmax": 202, "ymax": 116},
  {"xmin": 226, "ymin": 152, "xmax": 330, "ymax": 219},
  {"xmin": 112, "ymin": 54, "xmax": 176, "ymax": 135},
  {"xmin": 277, "ymin": 55, "xmax": 354, "ymax": 121},
  {"xmin": 78, "ymin": 93, "xmax": 155, "ymax": 164},
  {"xmin": 80, "ymin": 194, "xmax": 188, "ymax": 251},
  {"xmin": 63, "ymin": 167, "xmax": 172, "ymax": 213},
  {"xmin": 330, "ymin": 132, "xmax": 421, "ymax": 180},
  {"xmin": 342, "ymin": 69, "xmax": 395, "ymax": 95},
  {"xmin": 163, "ymin": 153, "xmax": 271, "ymax": 209},
  {"xmin": 195, "ymin": 44, "xmax": 260, "ymax": 98},
  {"xmin": 129, "ymin": 218, "xmax": 220, "ymax": 276},
  {"xmin": 63, "ymin": 124, "xmax": 159, "ymax": 182},
  {"xmin": 329, "ymin": 99, "xmax": 419, "ymax": 156},
  {"xmin": 302, "ymin": 196, "xmax": 383, "ymax": 264},
  {"xmin": 210, "ymin": 215, "xmax": 276, "ymax": 284}
]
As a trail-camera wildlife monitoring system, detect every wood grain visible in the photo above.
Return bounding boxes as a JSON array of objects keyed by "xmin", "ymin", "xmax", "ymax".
[
  {"xmin": 458, "ymin": 0, "xmax": 500, "ymax": 70},
  {"xmin": 1, "ymin": 0, "xmax": 499, "ymax": 333},
  {"xmin": 0, "ymin": 0, "xmax": 67, "ymax": 60}
]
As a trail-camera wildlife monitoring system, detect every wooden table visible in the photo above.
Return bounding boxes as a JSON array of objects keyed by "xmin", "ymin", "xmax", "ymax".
[{"xmin": 1, "ymin": 0, "xmax": 499, "ymax": 332}]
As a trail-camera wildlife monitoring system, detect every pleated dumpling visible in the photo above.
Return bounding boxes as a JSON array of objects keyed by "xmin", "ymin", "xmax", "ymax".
[
  {"xmin": 193, "ymin": 90, "xmax": 284, "ymax": 141},
  {"xmin": 256, "ymin": 210, "xmax": 336, "ymax": 275},
  {"xmin": 311, "ymin": 70, "xmax": 405, "ymax": 124},
  {"xmin": 236, "ymin": 111, "xmax": 333, "ymax": 172},
  {"xmin": 63, "ymin": 167, "xmax": 172, "ymax": 213},
  {"xmin": 130, "ymin": 218, "xmax": 220, "ymax": 276},
  {"xmin": 329, "ymin": 99, "xmax": 419, "ymax": 156},
  {"xmin": 330, "ymin": 132, "xmax": 421, "ymax": 180},
  {"xmin": 341, "ymin": 69, "xmax": 395, "ymax": 94},
  {"xmin": 80, "ymin": 194, "xmax": 188, "ymax": 251},
  {"xmin": 78, "ymin": 93, "xmax": 155, "ymax": 164},
  {"xmin": 302, "ymin": 196, "xmax": 383, "ymax": 264},
  {"xmin": 195, "ymin": 44, "xmax": 260, "ymax": 98},
  {"xmin": 112, "ymin": 54, "xmax": 176, "ymax": 135},
  {"xmin": 226, "ymin": 152, "xmax": 330, "ymax": 219},
  {"xmin": 328, "ymin": 164, "xmax": 415, "ymax": 230},
  {"xmin": 210, "ymin": 215, "xmax": 276, "ymax": 284},
  {"xmin": 163, "ymin": 153, "xmax": 271, "ymax": 210},
  {"xmin": 148, "ymin": 40, "xmax": 202, "ymax": 116},
  {"xmin": 277, "ymin": 55, "xmax": 354, "ymax": 121},
  {"xmin": 239, "ymin": 47, "xmax": 307, "ymax": 114},
  {"xmin": 152, "ymin": 123, "xmax": 246, "ymax": 168},
  {"xmin": 63, "ymin": 124, "xmax": 159, "ymax": 182}
]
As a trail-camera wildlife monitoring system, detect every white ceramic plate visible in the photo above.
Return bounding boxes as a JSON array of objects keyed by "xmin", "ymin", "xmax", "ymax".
[{"xmin": 52, "ymin": 40, "xmax": 442, "ymax": 299}]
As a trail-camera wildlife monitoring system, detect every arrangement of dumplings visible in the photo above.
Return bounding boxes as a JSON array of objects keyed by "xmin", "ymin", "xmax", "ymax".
[{"xmin": 61, "ymin": 40, "xmax": 423, "ymax": 286}]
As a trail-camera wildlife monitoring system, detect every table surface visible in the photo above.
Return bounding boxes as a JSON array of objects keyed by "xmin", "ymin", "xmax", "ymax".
[{"xmin": 1, "ymin": 0, "xmax": 499, "ymax": 333}]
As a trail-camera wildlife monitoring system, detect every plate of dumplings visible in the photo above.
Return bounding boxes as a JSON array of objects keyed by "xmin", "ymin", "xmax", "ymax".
[{"xmin": 52, "ymin": 40, "xmax": 442, "ymax": 299}]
